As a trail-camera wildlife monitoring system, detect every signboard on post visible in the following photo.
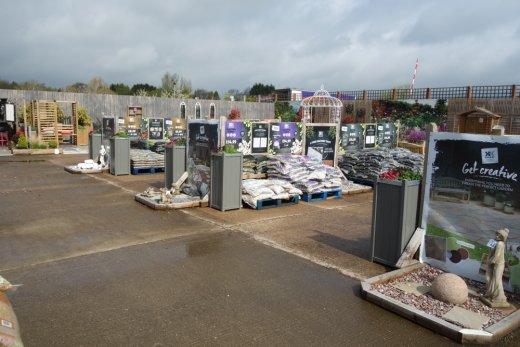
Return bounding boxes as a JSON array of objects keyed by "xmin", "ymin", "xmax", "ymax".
[
  {"xmin": 377, "ymin": 122, "xmax": 398, "ymax": 148},
  {"xmin": 224, "ymin": 120, "xmax": 251, "ymax": 154},
  {"xmin": 340, "ymin": 123, "xmax": 364, "ymax": 151},
  {"xmin": 102, "ymin": 117, "xmax": 115, "ymax": 140},
  {"xmin": 303, "ymin": 123, "xmax": 338, "ymax": 166},
  {"xmin": 251, "ymin": 122, "xmax": 269, "ymax": 154},
  {"xmin": 148, "ymin": 118, "xmax": 164, "ymax": 140},
  {"xmin": 364, "ymin": 123, "xmax": 377, "ymax": 149},
  {"xmin": 187, "ymin": 120, "xmax": 220, "ymax": 167},
  {"xmin": 421, "ymin": 132, "xmax": 520, "ymax": 293},
  {"xmin": 269, "ymin": 122, "xmax": 303, "ymax": 155}
]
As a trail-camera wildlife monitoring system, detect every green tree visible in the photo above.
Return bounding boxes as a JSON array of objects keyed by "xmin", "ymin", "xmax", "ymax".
[
  {"xmin": 110, "ymin": 83, "xmax": 131, "ymax": 95},
  {"xmin": 65, "ymin": 82, "xmax": 88, "ymax": 93},
  {"xmin": 249, "ymin": 83, "xmax": 275, "ymax": 96},
  {"xmin": 130, "ymin": 83, "xmax": 157, "ymax": 95},
  {"xmin": 212, "ymin": 91, "xmax": 220, "ymax": 100}
]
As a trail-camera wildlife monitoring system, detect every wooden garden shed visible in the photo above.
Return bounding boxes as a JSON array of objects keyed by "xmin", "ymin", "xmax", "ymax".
[{"xmin": 455, "ymin": 107, "xmax": 501, "ymax": 135}]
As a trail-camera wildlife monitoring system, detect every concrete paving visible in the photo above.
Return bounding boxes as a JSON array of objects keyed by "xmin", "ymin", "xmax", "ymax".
[{"xmin": 1, "ymin": 153, "xmax": 517, "ymax": 346}]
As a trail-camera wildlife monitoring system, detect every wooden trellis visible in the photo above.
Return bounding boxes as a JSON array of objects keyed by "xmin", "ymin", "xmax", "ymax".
[{"xmin": 31, "ymin": 100, "xmax": 78, "ymax": 145}]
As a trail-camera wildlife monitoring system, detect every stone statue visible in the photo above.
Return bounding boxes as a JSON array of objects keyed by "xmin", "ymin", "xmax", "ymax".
[
  {"xmin": 98, "ymin": 145, "xmax": 107, "ymax": 167},
  {"xmin": 481, "ymin": 228, "xmax": 510, "ymax": 308},
  {"xmin": 160, "ymin": 187, "xmax": 173, "ymax": 204}
]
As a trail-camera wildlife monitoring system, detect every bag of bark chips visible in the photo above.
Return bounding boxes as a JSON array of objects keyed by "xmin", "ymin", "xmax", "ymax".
[{"xmin": 0, "ymin": 275, "xmax": 24, "ymax": 347}]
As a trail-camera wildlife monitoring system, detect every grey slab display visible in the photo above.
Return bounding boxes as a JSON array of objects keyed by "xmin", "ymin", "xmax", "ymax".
[
  {"xmin": 371, "ymin": 179, "xmax": 421, "ymax": 266},
  {"xmin": 109, "ymin": 137, "xmax": 130, "ymax": 176},
  {"xmin": 165, "ymin": 145, "xmax": 186, "ymax": 189},
  {"xmin": 88, "ymin": 134, "xmax": 102, "ymax": 160},
  {"xmin": 210, "ymin": 152, "xmax": 243, "ymax": 211}
]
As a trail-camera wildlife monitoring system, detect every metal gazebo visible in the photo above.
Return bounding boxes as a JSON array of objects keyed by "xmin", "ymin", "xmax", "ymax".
[{"xmin": 301, "ymin": 86, "xmax": 343, "ymax": 123}]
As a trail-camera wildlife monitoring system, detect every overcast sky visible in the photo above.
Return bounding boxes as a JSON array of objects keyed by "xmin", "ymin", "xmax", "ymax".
[{"xmin": 1, "ymin": 0, "xmax": 519, "ymax": 95}]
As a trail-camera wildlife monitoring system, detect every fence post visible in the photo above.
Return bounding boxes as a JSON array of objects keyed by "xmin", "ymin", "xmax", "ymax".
[
  {"xmin": 512, "ymin": 84, "xmax": 517, "ymax": 99},
  {"xmin": 392, "ymin": 89, "xmax": 397, "ymax": 100},
  {"xmin": 426, "ymin": 88, "xmax": 432, "ymax": 99},
  {"xmin": 466, "ymin": 86, "xmax": 472, "ymax": 101},
  {"xmin": 362, "ymin": 90, "xmax": 368, "ymax": 101}
]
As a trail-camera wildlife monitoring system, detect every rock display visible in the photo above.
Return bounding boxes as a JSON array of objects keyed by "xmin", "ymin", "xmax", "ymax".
[
  {"xmin": 338, "ymin": 148, "xmax": 423, "ymax": 182},
  {"xmin": 431, "ymin": 273, "xmax": 468, "ymax": 304},
  {"xmin": 130, "ymin": 149, "xmax": 165, "ymax": 169}
]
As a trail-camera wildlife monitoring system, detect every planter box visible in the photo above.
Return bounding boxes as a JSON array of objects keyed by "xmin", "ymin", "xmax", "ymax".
[
  {"xmin": 371, "ymin": 179, "xmax": 421, "ymax": 266},
  {"xmin": 109, "ymin": 137, "xmax": 130, "ymax": 176},
  {"xmin": 88, "ymin": 134, "xmax": 103, "ymax": 160},
  {"xmin": 164, "ymin": 145, "xmax": 186, "ymax": 189},
  {"xmin": 210, "ymin": 152, "xmax": 243, "ymax": 211}
]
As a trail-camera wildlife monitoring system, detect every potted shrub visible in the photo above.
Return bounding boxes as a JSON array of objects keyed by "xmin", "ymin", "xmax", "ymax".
[
  {"xmin": 165, "ymin": 138, "xmax": 187, "ymax": 189},
  {"xmin": 371, "ymin": 168, "xmax": 422, "ymax": 266},
  {"xmin": 210, "ymin": 144, "xmax": 243, "ymax": 211}
]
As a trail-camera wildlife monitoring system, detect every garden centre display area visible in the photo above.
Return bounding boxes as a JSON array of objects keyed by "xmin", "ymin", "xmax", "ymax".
[{"xmin": 67, "ymin": 98, "xmax": 520, "ymax": 344}]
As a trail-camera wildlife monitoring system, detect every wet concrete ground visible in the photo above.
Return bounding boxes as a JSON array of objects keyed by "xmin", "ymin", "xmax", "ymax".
[{"xmin": 0, "ymin": 153, "xmax": 516, "ymax": 345}]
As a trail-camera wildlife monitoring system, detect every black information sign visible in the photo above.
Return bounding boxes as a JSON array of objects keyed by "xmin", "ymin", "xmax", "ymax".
[
  {"xmin": 364, "ymin": 123, "xmax": 377, "ymax": 149},
  {"xmin": 304, "ymin": 125, "xmax": 337, "ymax": 166},
  {"xmin": 251, "ymin": 123, "xmax": 269, "ymax": 154},
  {"xmin": 187, "ymin": 120, "xmax": 220, "ymax": 167},
  {"xmin": 377, "ymin": 122, "xmax": 397, "ymax": 148},
  {"xmin": 102, "ymin": 117, "xmax": 115, "ymax": 140},
  {"xmin": 148, "ymin": 118, "xmax": 164, "ymax": 140},
  {"xmin": 340, "ymin": 124, "xmax": 363, "ymax": 151}
]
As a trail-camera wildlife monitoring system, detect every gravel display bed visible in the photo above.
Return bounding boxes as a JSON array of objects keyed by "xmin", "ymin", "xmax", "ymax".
[{"xmin": 372, "ymin": 265, "xmax": 520, "ymax": 329}]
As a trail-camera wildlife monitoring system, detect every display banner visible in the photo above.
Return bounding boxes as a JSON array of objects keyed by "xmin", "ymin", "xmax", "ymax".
[
  {"xmin": 340, "ymin": 123, "xmax": 364, "ymax": 151},
  {"xmin": 364, "ymin": 123, "xmax": 377, "ymax": 149},
  {"xmin": 187, "ymin": 120, "xmax": 220, "ymax": 167},
  {"xmin": 377, "ymin": 122, "xmax": 398, "ymax": 148},
  {"xmin": 304, "ymin": 124, "xmax": 338, "ymax": 166},
  {"xmin": 117, "ymin": 116, "xmax": 125, "ymax": 134},
  {"xmin": 269, "ymin": 122, "xmax": 303, "ymax": 155},
  {"xmin": 251, "ymin": 122, "xmax": 269, "ymax": 154},
  {"xmin": 164, "ymin": 118, "xmax": 173, "ymax": 139},
  {"xmin": 224, "ymin": 121, "xmax": 251, "ymax": 154},
  {"xmin": 420, "ymin": 132, "xmax": 520, "ymax": 293},
  {"xmin": 148, "ymin": 118, "xmax": 164, "ymax": 140}
]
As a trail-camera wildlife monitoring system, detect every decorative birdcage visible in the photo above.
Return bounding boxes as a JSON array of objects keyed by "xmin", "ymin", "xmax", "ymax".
[{"xmin": 301, "ymin": 86, "xmax": 343, "ymax": 124}]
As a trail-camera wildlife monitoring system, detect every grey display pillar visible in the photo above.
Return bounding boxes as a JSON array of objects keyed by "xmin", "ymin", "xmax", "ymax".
[
  {"xmin": 210, "ymin": 152, "xmax": 243, "ymax": 211},
  {"xmin": 371, "ymin": 179, "xmax": 421, "ymax": 266},
  {"xmin": 109, "ymin": 137, "xmax": 130, "ymax": 176},
  {"xmin": 88, "ymin": 134, "xmax": 102, "ymax": 160},
  {"xmin": 165, "ymin": 144, "xmax": 186, "ymax": 189}
]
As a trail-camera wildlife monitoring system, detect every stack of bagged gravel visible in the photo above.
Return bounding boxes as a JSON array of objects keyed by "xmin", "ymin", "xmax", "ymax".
[
  {"xmin": 266, "ymin": 154, "xmax": 344, "ymax": 193},
  {"xmin": 338, "ymin": 148, "xmax": 423, "ymax": 182},
  {"xmin": 242, "ymin": 155, "xmax": 269, "ymax": 176},
  {"xmin": 242, "ymin": 178, "xmax": 302, "ymax": 209}
]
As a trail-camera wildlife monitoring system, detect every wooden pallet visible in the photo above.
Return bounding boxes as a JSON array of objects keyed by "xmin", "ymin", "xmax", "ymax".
[
  {"xmin": 131, "ymin": 166, "xmax": 165, "ymax": 175},
  {"xmin": 255, "ymin": 195, "xmax": 299, "ymax": 210},
  {"xmin": 301, "ymin": 189, "xmax": 342, "ymax": 202},
  {"xmin": 242, "ymin": 173, "xmax": 267, "ymax": 180}
]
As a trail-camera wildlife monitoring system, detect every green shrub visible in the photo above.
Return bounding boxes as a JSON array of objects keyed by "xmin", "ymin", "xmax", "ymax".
[
  {"xmin": 115, "ymin": 132, "xmax": 129, "ymax": 138},
  {"xmin": 16, "ymin": 135, "xmax": 28, "ymax": 149},
  {"xmin": 77, "ymin": 108, "xmax": 92, "ymax": 127},
  {"xmin": 48, "ymin": 140, "xmax": 58, "ymax": 149}
]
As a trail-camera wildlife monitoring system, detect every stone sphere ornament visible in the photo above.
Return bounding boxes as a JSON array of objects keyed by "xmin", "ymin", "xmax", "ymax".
[{"xmin": 431, "ymin": 273, "xmax": 468, "ymax": 304}]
